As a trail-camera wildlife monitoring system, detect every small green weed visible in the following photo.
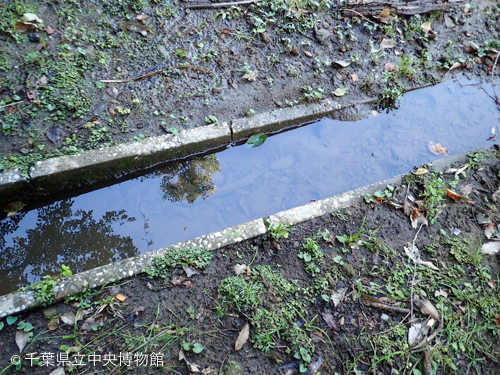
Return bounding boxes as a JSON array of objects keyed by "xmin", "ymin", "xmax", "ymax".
[
  {"xmin": 145, "ymin": 247, "xmax": 212, "ymax": 282},
  {"xmin": 265, "ymin": 220, "xmax": 295, "ymax": 241}
]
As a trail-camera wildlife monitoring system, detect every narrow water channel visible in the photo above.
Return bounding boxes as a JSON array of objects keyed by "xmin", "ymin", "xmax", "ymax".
[{"xmin": 1, "ymin": 80, "xmax": 498, "ymax": 295}]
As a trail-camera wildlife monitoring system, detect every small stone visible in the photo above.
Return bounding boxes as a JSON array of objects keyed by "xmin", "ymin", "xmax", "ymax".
[
  {"xmin": 212, "ymin": 87, "xmax": 223, "ymax": 94},
  {"xmin": 262, "ymin": 32, "xmax": 271, "ymax": 44},
  {"xmin": 43, "ymin": 307, "xmax": 58, "ymax": 318},
  {"xmin": 28, "ymin": 33, "xmax": 41, "ymax": 43},
  {"xmin": 290, "ymin": 45, "xmax": 299, "ymax": 56},
  {"xmin": 315, "ymin": 28, "xmax": 330, "ymax": 43},
  {"xmin": 293, "ymin": 241, "xmax": 300, "ymax": 248}
]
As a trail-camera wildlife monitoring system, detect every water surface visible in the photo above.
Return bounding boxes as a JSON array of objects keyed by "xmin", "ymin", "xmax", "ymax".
[{"xmin": 1, "ymin": 80, "xmax": 498, "ymax": 294}]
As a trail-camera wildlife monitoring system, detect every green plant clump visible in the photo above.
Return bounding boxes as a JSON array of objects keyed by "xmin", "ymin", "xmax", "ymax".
[{"xmin": 145, "ymin": 247, "xmax": 212, "ymax": 282}]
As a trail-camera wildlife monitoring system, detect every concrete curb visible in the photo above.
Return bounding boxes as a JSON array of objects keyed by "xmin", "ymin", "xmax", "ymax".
[
  {"xmin": 0, "ymin": 147, "xmax": 490, "ymax": 319},
  {"xmin": 0, "ymin": 99, "xmax": 374, "ymax": 203}
]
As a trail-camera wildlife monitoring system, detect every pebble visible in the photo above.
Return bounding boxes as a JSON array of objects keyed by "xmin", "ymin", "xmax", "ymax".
[
  {"xmin": 315, "ymin": 28, "xmax": 330, "ymax": 43},
  {"xmin": 28, "ymin": 33, "xmax": 41, "ymax": 43},
  {"xmin": 290, "ymin": 45, "xmax": 299, "ymax": 56},
  {"xmin": 262, "ymin": 32, "xmax": 271, "ymax": 44}
]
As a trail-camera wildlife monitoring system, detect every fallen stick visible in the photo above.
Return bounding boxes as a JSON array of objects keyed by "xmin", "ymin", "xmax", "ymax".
[
  {"xmin": 361, "ymin": 295, "xmax": 411, "ymax": 314},
  {"xmin": 185, "ymin": 0, "xmax": 264, "ymax": 9},
  {"xmin": 100, "ymin": 65, "xmax": 212, "ymax": 83},
  {"xmin": 0, "ymin": 100, "xmax": 24, "ymax": 109}
]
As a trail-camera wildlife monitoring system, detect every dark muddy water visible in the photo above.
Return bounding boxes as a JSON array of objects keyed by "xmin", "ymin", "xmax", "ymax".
[{"xmin": 1, "ymin": 80, "xmax": 499, "ymax": 295}]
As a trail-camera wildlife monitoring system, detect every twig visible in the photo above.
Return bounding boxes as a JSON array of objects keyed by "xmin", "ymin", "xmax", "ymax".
[
  {"xmin": 186, "ymin": 0, "xmax": 264, "ymax": 9},
  {"xmin": 410, "ymin": 224, "xmax": 423, "ymax": 318},
  {"xmin": 219, "ymin": 352, "xmax": 229, "ymax": 375},
  {"xmin": 361, "ymin": 295, "xmax": 411, "ymax": 314},
  {"xmin": 100, "ymin": 65, "xmax": 212, "ymax": 83},
  {"xmin": 411, "ymin": 315, "xmax": 444, "ymax": 351},
  {"xmin": 0, "ymin": 100, "xmax": 24, "ymax": 109},
  {"xmin": 422, "ymin": 347, "xmax": 433, "ymax": 375},
  {"xmin": 340, "ymin": 8, "xmax": 378, "ymax": 26}
]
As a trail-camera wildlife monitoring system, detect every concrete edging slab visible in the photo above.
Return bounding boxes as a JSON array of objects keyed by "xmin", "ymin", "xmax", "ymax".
[{"xmin": 0, "ymin": 147, "xmax": 489, "ymax": 319}]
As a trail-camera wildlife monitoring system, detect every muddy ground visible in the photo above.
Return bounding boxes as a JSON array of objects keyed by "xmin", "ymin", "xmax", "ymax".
[
  {"xmin": 1, "ymin": 150, "xmax": 500, "ymax": 374},
  {"xmin": 0, "ymin": 0, "xmax": 499, "ymax": 175}
]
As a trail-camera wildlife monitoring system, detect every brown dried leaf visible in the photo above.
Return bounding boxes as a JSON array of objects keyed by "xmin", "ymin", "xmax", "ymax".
[
  {"xmin": 47, "ymin": 317, "xmax": 60, "ymax": 330},
  {"xmin": 411, "ymin": 208, "xmax": 428, "ymax": 229},
  {"xmin": 171, "ymin": 276, "xmax": 185, "ymax": 286},
  {"xmin": 235, "ymin": 322, "xmax": 249, "ymax": 350},
  {"xmin": 220, "ymin": 28, "xmax": 231, "ymax": 35},
  {"xmin": 446, "ymin": 188, "xmax": 463, "ymax": 200},
  {"xmin": 414, "ymin": 295, "xmax": 440, "ymax": 320},
  {"xmin": 15, "ymin": 21, "xmax": 37, "ymax": 33},
  {"xmin": 321, "ymin": 312, "xmax": 338, "ymax": 331},
  {"xmin": 384, "ymin": 62, "xmax": 395, "ymax": 72},
  {"xmin": 182, "ymin": 280, "xmax": 194, "ymax": 289},
  {"xmin": 333, "ymin": 60, "xmax": 350, "ymax": 68},
  {"xmin": 378, "ymin": 9, "xmax": 390, "ymax": 18},
  {"xmin": 134, "ymin": 306, "xmax": 145, "ymax": 315},
  {"xmin": 243, "ymin": 71, "xmax": 257, "ymax": 81},
  {"xmin": 413, "ymin": 168, "xmax": 428, "ymax": 176},
  {"xmin": 380, "ymin": 38, "xmax": 396, "ymax": 49},
  {"xmin": 421, "ymin": 22, "xmax": 432, "ymax": 34},
  {"xmin": 428, "ymin": 142, "xmax": 448, "ymax": 155}
]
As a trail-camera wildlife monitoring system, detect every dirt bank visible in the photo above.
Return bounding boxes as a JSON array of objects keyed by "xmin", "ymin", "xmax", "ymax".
[{"xmin": 1, "ymin": 0, "xmax": 499, "ymax": 176}]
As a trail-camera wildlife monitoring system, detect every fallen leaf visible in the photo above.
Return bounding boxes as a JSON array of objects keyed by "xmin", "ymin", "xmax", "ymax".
[
  {"xmin": 235, "ymin": 322, "xmax": 249, "ymax": 350},
  {"xmin": 47, "ymin": 317, "xmax": 60, "ymax": 330},
  {"xmin": 446, "ymin": 188, "xmax": 463, "ymax": 200},
  {"xmin": 378, "ymin": 9, "xmax": 390, "ymax": 18},
  {"xmin": 134, "ymin": 306, "xmax": 145, "ymax": 315},
  {"xmin": 411, "ymin": 208, "xmax": 429, "ymax": 229},
  {"xmin": 234, "ymin": 264, "xmax": 247, "ymax": 275},
  {"xmin": 49, "ymin": 368, "xmax": 65, "ymax": 375},
  {"xmin": 384, "ymin": 62, "xmax": 395, "ymax": 71},
  {"xmin": 351, "ymin": 73, "xmax": 359, "ymax": 82},
  {"xmin": 27, "ymin": 89, "xmax": 40, "ymax": 104},
  {"xmin": 171, "ymin": 276, "xmax": 185, "ymax": 286},
  {"xmin": 332, "ymin": 60, "xmax": 350, "ymax": 68},
  {"xmin": 81, "ymin": 314, "xmax": 107, "ymax": 332},
  {"xmin": 380, "ymin": 38, "xmax": 396, "ymax": 49},
  {"xmin": 485, "ymin": 223, "xmax": 496, "ymax": 239},
  {"xmin": 481, "ymin": 241, "xmax": 500, "ymax": 255},
  {"xmin": 115, "ymin": 294, "xmax": 126, "ymax": 302},
  {"xmin": 16, "ymin": 330, "xmax": 29, "ymax": 352},
  {"xmin": 333, "ymin": 87, "xmax": 348, "ymax": 97},
  {"xmin": 408, "ymin": 321, "xmax": 428, "ymax": 346},
  {"xmin": 321, "ymin": 312, "xmax": 338, "ymax": 331},
  {"xmin": 421, "ymin": 22, "xmax": 432, "ymax": 34},
  {"xmin": 46, "ymin": 25, "xmax": 55, "ymax": 34},
  {"xmin": 374, "ymin": 8, "xmax": 397, "ymax": 24},
  {"xmin": 447, "ymin": 62, "xmax": 462, "ymax": 73},
  {"xmin": 444, "ymin": 14, "xmax": 455, "ymax": 28},
  {"xmin": 219, "ymin": 28, "xmax": 231, "ymax": 35},
  {"xmin": 182, "ymin": 280, "xmax": 193, "ymax": 289},
  {"xmin": 202, "ymin": 366, "xmax": 216, "ymax": 374},
  {"xmin": 46, "ymin": 125, "xmax": 62, "ymax": 144},
  {"xmin": 404, "ymin": 244, "xmax": 438, "ymax": 270},
  {"xmin": 182, "ymin": 265, "xmax": 199, "ymax": 278},
  {"xmin": 434, "ymin": 289, "xmax": 449, "ymax": 298},
  {"xmin": 414, "ymin": 295, "xmax": 440, "ymax": 320},
  {"xmin": 243, "ymin": 71, "xmax": 257, "ymax": 81},
  {"xmin": 413, "ymin": 168, "xmax": 428, "ymax": 176},
  {"xmin": 330, "ymin": 287, "xmax": 347, "ymax": 307},
  {"xmin": 23, "ymin": 13, "xmax": 43, "ymax": 23},
  {"xmin": 428, "ymin": 142, "xmax": 448, "ymax": 155},
  {"xmin": 15, "ymin": 21, "xmax": 37, "ymax": 33},
  {"xmin": 4, "ymin": 201, "xmax": 26, "ymax": 217},
  {"xmin": 136, "ymin": 14, "xmax": 150, "ymax": 23}
]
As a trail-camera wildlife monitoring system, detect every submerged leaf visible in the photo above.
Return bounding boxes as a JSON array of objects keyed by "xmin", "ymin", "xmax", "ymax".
[
  {"xmin": 4, "ymin": 202, "xmax": 26, "ymax": 217},
  {"xmin": 246, "ymin": 134, "xmax": 267, "ymax": 147},
  {"xmin": 428, "ymin": 142, "xmax": 448, "ymax": 155}
]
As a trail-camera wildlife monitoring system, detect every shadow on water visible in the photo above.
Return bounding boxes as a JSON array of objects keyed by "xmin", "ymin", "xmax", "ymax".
[{"xmin": 1, "ymin": 80, "xmax": 499, "ymax": 294}]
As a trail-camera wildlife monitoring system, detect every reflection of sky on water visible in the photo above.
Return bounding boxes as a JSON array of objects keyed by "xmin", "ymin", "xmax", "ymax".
[{"xmin": 1, "ymin": 81, "xmax": 499, "ymax": 294}]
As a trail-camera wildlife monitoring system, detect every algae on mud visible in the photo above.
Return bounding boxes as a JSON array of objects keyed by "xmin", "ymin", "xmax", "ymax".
[{"xmin": 1, "ymin": 0, "xmax": 499, "ymax": 177}]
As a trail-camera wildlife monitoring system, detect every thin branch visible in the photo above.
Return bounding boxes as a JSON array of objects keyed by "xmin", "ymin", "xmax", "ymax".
[
  {"xmin": 410, "ymin": 224, "xmax": 423, "ymax": 318},
  {"xmin": 100, "ymin": 65, "xmax": 212, "ymax": 83},
  {"xmin": 340, "ymin": 8, "xmax": 378, "ymax": 25},
  {"xmin": 186, "ymin": 0, "xmax": 264, "ymax": 9},
  {"xmin": 0, "ymin": 100, "xmax": 24, "ymax": 109}
]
